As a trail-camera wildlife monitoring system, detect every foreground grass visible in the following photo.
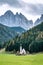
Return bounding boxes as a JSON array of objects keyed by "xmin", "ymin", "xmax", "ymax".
[{"xmin": 0, "ymin": 53, "xmax": 43, "ymax": 65}]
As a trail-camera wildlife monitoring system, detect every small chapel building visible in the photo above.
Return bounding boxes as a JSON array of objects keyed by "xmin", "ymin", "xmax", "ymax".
[{"xmin": 20, "ymin": 44, "xmax": 26, "ymax": 55}]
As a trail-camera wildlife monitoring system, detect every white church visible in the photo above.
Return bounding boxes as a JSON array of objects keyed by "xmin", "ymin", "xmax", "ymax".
[{"xmin": 20, "ymin": 44, "xmax": 26, "ymax": 55}]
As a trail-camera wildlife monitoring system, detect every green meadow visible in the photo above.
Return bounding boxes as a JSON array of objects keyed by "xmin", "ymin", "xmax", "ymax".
[{"xmin": 0, "ymin": 53, "xmax": 43, "ymax": 65}]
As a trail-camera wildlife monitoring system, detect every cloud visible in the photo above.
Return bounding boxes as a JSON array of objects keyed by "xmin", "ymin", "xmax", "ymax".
[
  {"xmin": 0, "ymin": 0, "xmax": 43, "ymax": 22},
  {"xmin": 19, "ymin": 2, "xmax": 43, "ymax": 15},
  {"xmin": 26, "ymin": 4, "xmax": 43, "ymax": 15},
  {"xmin": 22, "ymin": 0, "xmax": 43, "ymax": 4},
  {"xmin": 0, "ymin": 0, "xmax": 22, "ymax": 8},
  {"xmin": 0, "ymin": 0, "xmax": 43, "ymax": 15}
]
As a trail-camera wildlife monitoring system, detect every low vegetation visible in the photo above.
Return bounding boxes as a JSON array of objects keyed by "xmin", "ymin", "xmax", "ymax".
[{"xmin": 0, "ymin": 53, "xmax": 43, "ymax": 65}]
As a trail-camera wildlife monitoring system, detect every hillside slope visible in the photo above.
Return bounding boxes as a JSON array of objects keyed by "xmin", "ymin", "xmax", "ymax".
[
  {"xmin": 0, "ymin": 23, "xmax": 25, "ymax": 44},
  {"xmin": 5, "ymin": 22, "xmax": 43, "ymax": 53}
]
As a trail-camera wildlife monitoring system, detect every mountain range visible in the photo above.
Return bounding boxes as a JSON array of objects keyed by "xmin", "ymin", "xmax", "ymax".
[
  {"xmin": 0, "ymin": 10, "xmax": 43, "ymax": 46},
  {"xmin": 0, "ymin": 10, "xmax": 43, "ymax": 30},
  {"xmin": 0, "ymin": 10, "xmax": 33, "ymax": 30}
]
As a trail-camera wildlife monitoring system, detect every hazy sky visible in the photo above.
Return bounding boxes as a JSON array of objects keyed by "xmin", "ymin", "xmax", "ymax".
[{"xmin": 0, "ymin": 0, "xmax": 43, "ymax": 22}]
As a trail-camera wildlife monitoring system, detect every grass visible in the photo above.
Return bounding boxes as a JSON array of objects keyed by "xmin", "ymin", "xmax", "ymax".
[{"xmin": 0, "ymin": 53, "xmax": 43, "ymax": 65}]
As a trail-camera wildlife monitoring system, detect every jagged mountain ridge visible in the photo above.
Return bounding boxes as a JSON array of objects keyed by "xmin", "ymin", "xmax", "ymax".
[
  {"xmin": 0, "ymin": 10, "xmax": 33, "ymax": 30},
  {"xmin": 34, "ymin": 14, "xmax": 43, "ymax": 25}
]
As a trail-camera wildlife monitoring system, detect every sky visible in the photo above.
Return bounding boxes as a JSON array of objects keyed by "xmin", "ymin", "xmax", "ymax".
[{"xmin": 0, "ymin": 0, "xmax": 43, "ymax": 22}]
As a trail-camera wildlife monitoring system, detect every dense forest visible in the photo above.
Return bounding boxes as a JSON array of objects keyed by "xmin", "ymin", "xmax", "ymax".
[{"xmin": 0, "ymin": 22, "xmax": 43, "ymax": 53}]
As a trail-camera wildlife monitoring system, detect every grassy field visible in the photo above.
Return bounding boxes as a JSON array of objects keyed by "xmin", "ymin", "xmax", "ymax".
[{"xmin": 0, "ymin": 53, "xmax": 43, "ymax": 65}]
